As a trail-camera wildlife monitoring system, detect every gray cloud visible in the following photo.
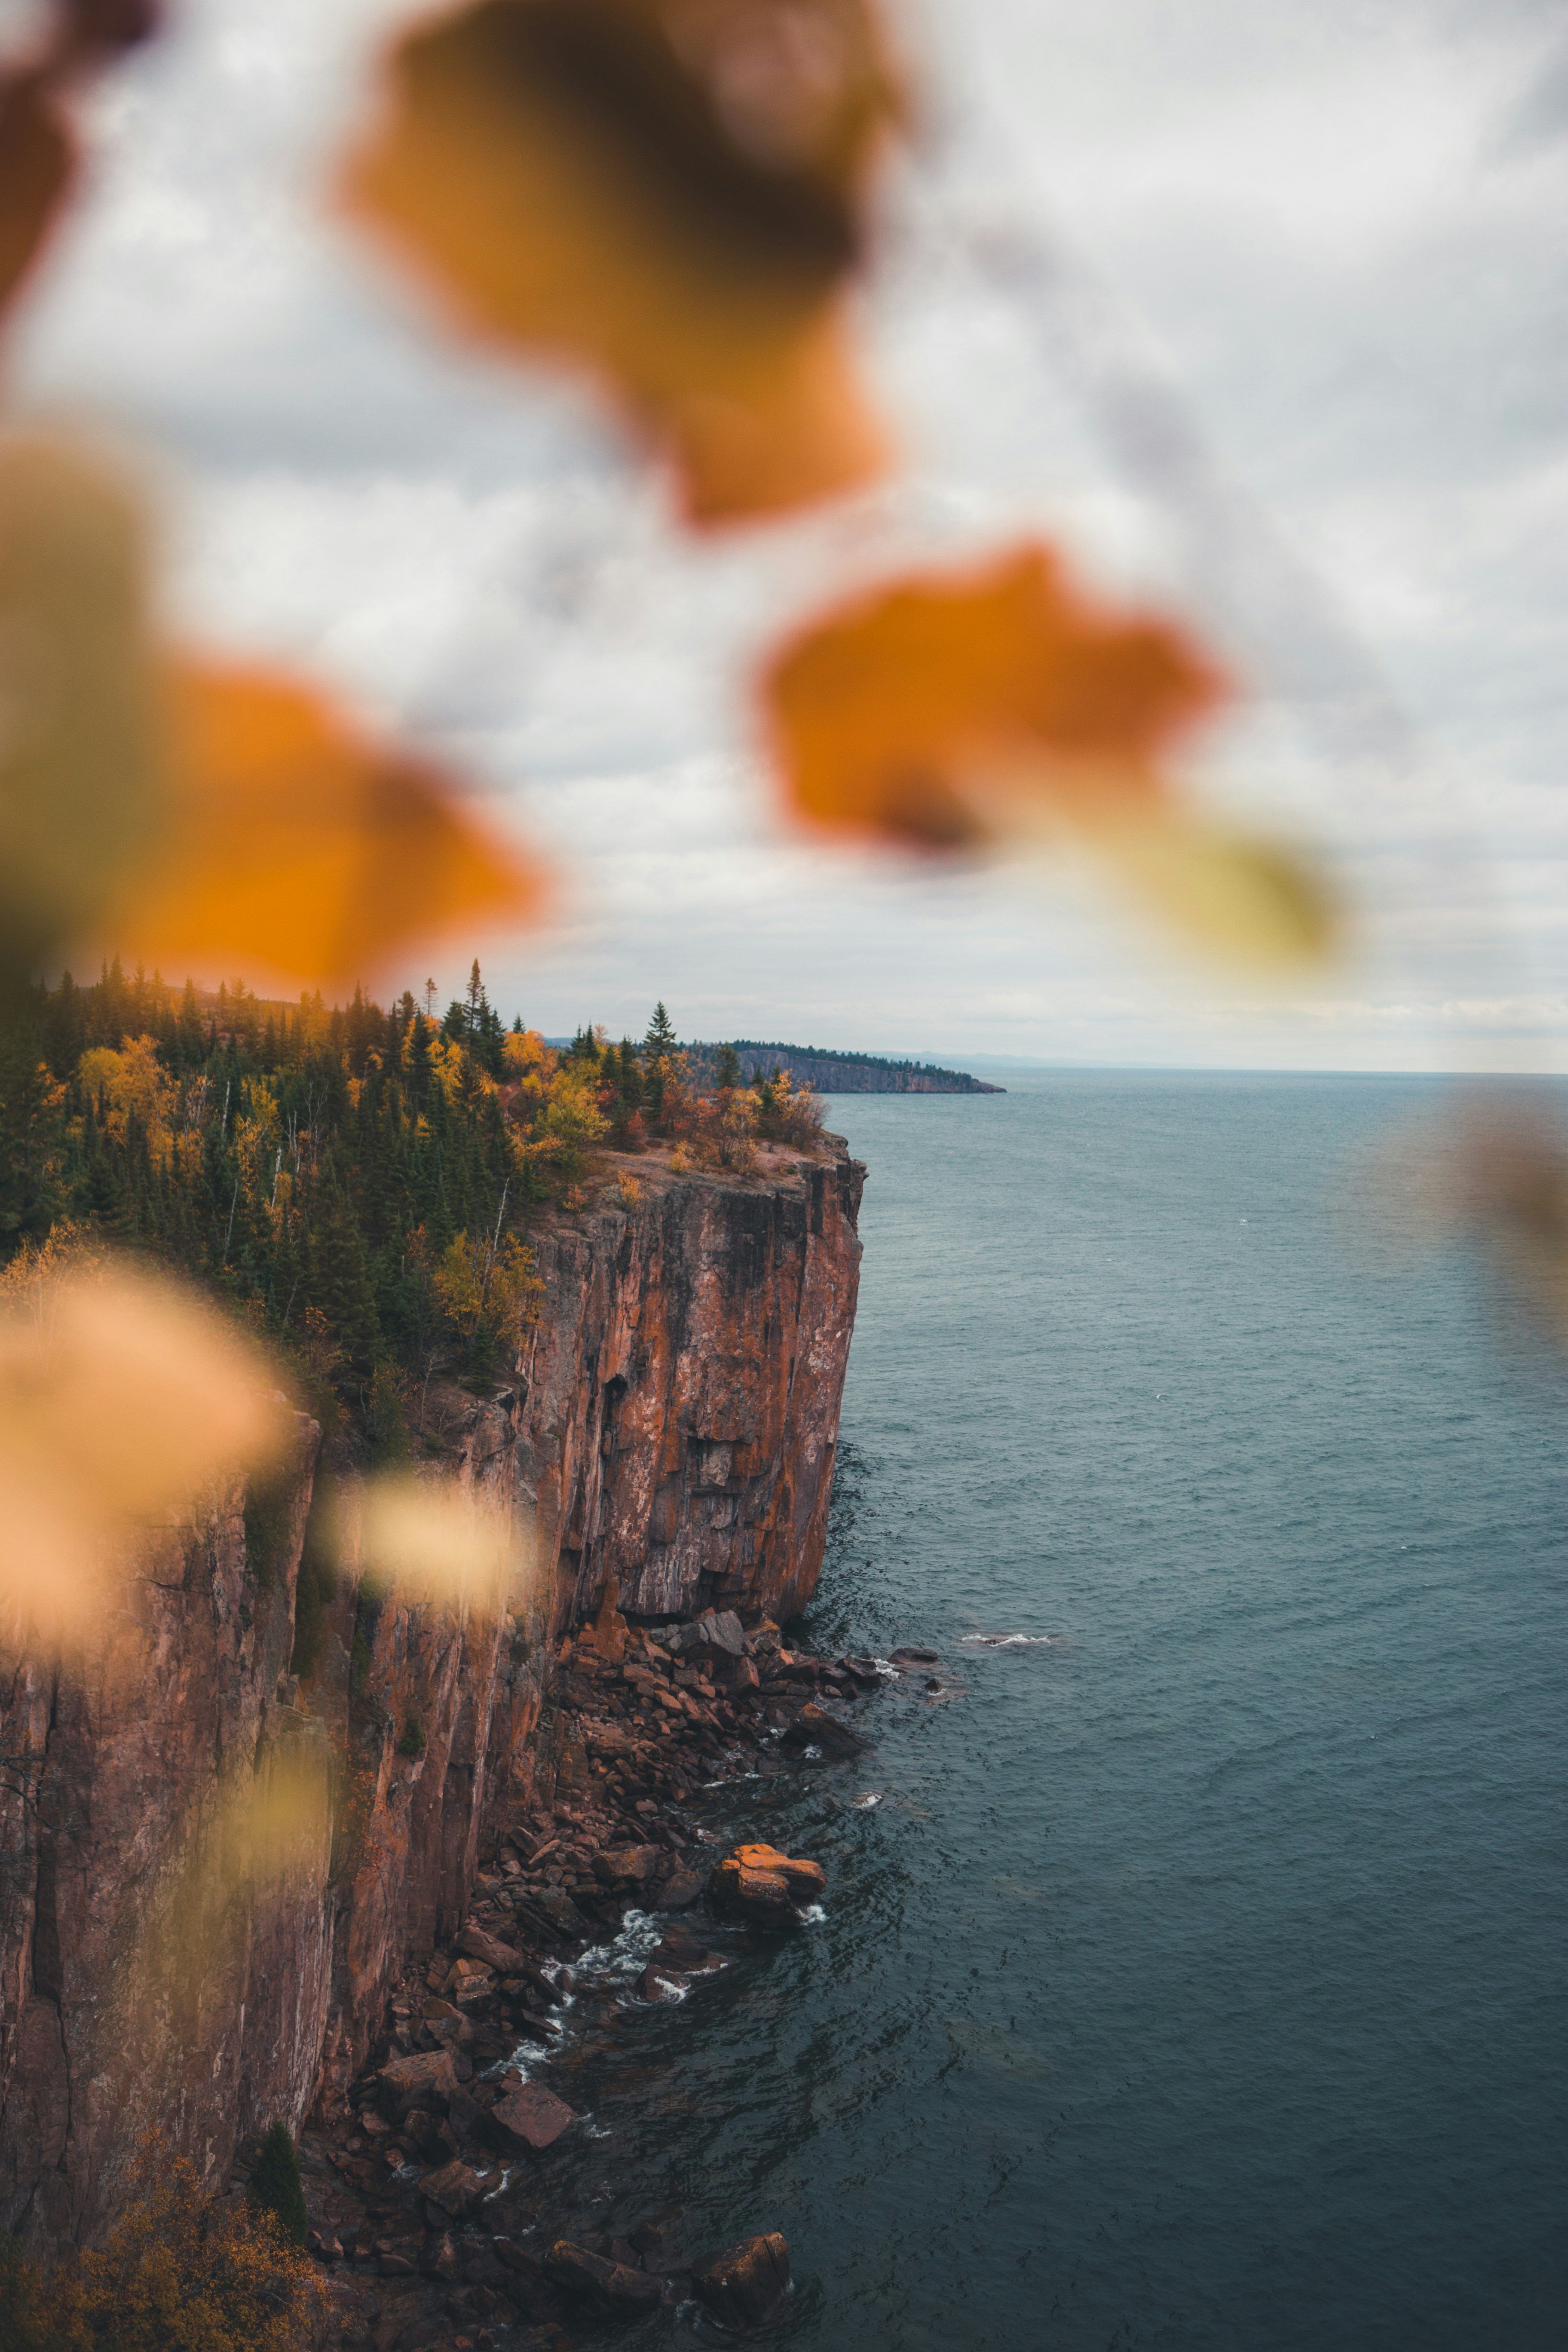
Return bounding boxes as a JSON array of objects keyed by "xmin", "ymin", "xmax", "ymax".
[{"xmin": 9, "ymin": 0, "xmax": 1565, "ymax": 1067}]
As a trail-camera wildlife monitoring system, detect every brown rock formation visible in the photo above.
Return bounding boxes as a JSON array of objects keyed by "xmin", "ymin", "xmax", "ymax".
[
  {"xmin": 713, "ymin": 1841, "xmax": 827, "ymax": 1927},
  {"xmin": 0, "ymin": 1416, "xmax": 331, "ymax": 2254},
  {"xmin": 515, "ymin": 1145, "xmax": 864, "ymax": 1626},
  {"xmin": 0, "ymin": 1143, "xmax": 864, "ymax": 2260}
]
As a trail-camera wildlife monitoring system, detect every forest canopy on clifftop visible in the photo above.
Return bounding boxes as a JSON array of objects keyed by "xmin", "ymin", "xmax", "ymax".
[{"xmin": 0, "ymin": 970, "xmax": 824, "ymax": 1449}]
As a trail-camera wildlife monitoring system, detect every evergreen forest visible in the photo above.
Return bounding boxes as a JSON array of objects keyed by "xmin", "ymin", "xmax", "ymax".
[{"xmin": 0, "ymin": 966, "xmax": 824, "ymax": 1451}]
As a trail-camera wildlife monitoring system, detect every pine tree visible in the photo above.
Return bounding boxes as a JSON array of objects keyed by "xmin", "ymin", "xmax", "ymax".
[
  {"xmin": 248, "ymin": 2121, "xmax": 309, "ymax": 2247},
  {"xmin": 714, "ymin": 1041, "xmax": 742, "ymax": 1090},
  {"xmin": 0, "ymin": 1010, "xmax": 63, "ymax": 1246},
  {"xmin": 307, "ymin": 1177, "xmax": 380, "ymax": 1377},
  {"xmin": 642, "ymin": 1002, "xmax": 679, "ymax": 1130}
]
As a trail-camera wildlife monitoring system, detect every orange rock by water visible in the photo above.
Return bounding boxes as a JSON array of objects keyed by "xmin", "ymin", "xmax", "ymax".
[{"xmin": 714, "ymin": 1841, "xmax": 826, "ymax": 1926}]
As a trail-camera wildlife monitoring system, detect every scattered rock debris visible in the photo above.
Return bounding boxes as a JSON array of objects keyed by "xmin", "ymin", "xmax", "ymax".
[{"xmin": 300, "ymin": 1609, "xmax": 907, "ymax": 2347}]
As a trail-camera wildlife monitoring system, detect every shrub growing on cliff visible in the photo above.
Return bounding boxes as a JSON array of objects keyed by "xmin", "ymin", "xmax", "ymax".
[
  {"xmin": 0, "ymin": 2137, "xmax": 325, "ymax": 2350},
  {"xmin": 0, "ymin": 2233, "xmax": 53, "ymax": 2352},
  {"xmin": 396, "ymin": 1714, "xmax": 426, "ymax": 1758},
  {"xmin": 692, "ymin": 1086, "xmax": 760, "ymax": 1174},
  {"xmin": 754, "ymin": 1068, "xmax": 827, "ymax": 1151},
  {"xmin": 247, "ymin": 2122, "xmax": 309, "ymax": 2249}
]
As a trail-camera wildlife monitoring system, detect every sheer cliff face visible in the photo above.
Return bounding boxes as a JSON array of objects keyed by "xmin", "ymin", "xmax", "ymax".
[
  {"xmin": 0, "ymin": 1424, "xmax": 333, "ymax": 2254},
  {"xmin": 518, "ymin": 1146, "xmax": 864, "ymax": 1629},
  {"xmin": 0, "ymin": 1145, "xmax": 862, "ymax": 2256}
]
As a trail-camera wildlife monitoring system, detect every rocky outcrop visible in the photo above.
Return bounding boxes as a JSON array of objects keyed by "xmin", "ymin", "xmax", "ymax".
[
  {"xmin": 516, "ymin": 1142, "xmax": 864, "ymax": 1626},
  {"xmin": 0, "ymin": 1142, "xmax": 863, "ymax": 2260}
]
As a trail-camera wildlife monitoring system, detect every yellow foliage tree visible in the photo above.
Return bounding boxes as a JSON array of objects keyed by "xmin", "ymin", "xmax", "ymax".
[
  {"xmin": 77, "ymin": 1033, "xmax": 177, "ymax": 1166},
  {"xmin": 536, "ymin": 1060, "xmax": 608, "ymax": 1183},
  {"xmin": 433, "ymin": 1229, "xmax": 542, "ymax": 1353},
  {"xmin": 692, "ymin": 1086, "xmax": 760, "ymax": 1174},
  {"xmin": 6, "ymin": 2136, "xmax": 325, "ymax": 2352},
  {"xmin": 501, "ymin": 1025, "xmax": 557, "ymax": 1111}
]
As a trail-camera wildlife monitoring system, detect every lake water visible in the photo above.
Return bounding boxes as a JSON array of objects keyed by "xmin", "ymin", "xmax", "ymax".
[{"xmin": 519, "ymin": 1074, "xmax": 1568, "ymax": 2350}]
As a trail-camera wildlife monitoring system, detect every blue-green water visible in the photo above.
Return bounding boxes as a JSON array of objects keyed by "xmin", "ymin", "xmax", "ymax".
[{"xmin": 524, "ymin": 1075, "xmax": 1568, "ymax": 2349}]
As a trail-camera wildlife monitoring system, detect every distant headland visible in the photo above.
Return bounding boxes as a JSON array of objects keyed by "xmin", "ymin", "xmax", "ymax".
[{"xmin": 680, "ymin": 1041, "xmax": 1006, "ymax": 1095}]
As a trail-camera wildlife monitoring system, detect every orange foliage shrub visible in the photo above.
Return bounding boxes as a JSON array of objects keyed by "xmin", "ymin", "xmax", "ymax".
[
  {"xmin": 3, "ymin": 2136, "xmax": 326, "ymax": 2352},
  {"xmin": 691, "ymin": 1085, "xmax": 760, "ymax": 1173}
]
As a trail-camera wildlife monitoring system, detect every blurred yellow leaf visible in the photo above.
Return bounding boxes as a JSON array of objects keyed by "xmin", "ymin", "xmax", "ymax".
[
  {"xmin": 138, "ymin": 1740, "xmax": 333, "ymax": 2021},
  {"xmin": 0, "ymin": 1252, "xmax": 291, "ymax": 1645},
  {"xmin": 340, "ymin": 0, "xmax": 905, "ymax": 524},
  {"xmin": 761, "ymin": 539, "xmax": 1335, "ymax": 963},
  {"xmin": 348, "ymin": 1471, "xmax": 533, "ymax": 1613},
  {"xmin": 0, "ymin": 72, "xmax": 77, "ymax": 325},
  {"xmin": 1070, "ymin": 808, "xmax": 1337, "ymax": 965},
  {"xmin": 97, "ymin": 657, "xmax": 551, "ymax": 992},
  {"xmin": 0, "ymin": 433, "xmax": 163, "ymax": 983}
]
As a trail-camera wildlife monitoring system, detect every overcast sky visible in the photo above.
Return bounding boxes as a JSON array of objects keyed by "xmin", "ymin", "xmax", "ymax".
[{"xmin": 9, "ymin": 0, "xmax": 1565, "ymax": 1067}]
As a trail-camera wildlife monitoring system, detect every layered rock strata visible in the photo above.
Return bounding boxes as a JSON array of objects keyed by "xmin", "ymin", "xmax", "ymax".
[{"xmin": 0, "ymin": 1142, "xmax": 863, "ymax": 2261}]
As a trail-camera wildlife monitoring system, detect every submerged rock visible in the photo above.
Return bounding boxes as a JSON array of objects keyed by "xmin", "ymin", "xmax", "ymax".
[
  {"xmin": 545, "ymin": 2240, "xmax": 662, "ymax": 2313},
  {"xmin": 781, "ymin": 1701, "xmax": 870, "ymax": 1759},
  {"xmin": 690, "ymin": 2231, "xmax": 792, "ymax": 2329}
]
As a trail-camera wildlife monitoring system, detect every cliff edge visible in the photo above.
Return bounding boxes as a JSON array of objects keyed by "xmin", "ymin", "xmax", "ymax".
[{"xmin": 0, "ymin": 1140, "xmax": 864, "ymax": 2258}]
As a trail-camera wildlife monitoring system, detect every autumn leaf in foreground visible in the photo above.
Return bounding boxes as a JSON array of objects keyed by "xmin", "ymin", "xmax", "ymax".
[
  {"xmin": 0, "ymin": 435, "xmax": 163, "ymax": 986},
  {"xmin": 761, "ymin": 540, "xmax": 1336, "ymax": 963},
  {"xmin": 346, "ymin": 1473, "xmax": 533, "ymax": 1611},
  {"xmin": 0, "ymin": 6, "xmax": 161, "ymax": 328},
  {"xmin": 98, "ymin": 658, "xmax": 551, "ymax": 992},
  {"xmin": 0, "ymin": 72, "xmax": 77, "ymax": 325},
  {"xmin": 0, "ymin": 1250, "xmax": 290, "ymax": 1645},
  {"xmin": 340, "ymin": 0, "xmax": 906, "ymax": 525},
  {"xmin": 1354, "ymin": 1100, "xmax": 1568, "ymax": 1352}
]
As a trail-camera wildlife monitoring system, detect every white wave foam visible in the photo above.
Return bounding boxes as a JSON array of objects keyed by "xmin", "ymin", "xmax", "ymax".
[
  {"xmin": 958, "ymin": 1632, "xmax": 1062, "ymax": 1649},
  {"xmin": 575, "ymin": 1907, "xmax": 664, "ymax": 1983}
]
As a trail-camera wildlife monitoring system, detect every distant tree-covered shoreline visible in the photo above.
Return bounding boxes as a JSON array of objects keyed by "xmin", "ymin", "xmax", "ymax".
[{"xmin": 680, "ymin": 1040, "xmax": 1004, "ymax": 1095}]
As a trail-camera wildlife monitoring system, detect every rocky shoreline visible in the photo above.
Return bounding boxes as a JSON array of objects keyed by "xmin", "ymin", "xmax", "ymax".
[{"xmin": 285, "ymin": 1591, "xmax": 890, "ymax": 2350}]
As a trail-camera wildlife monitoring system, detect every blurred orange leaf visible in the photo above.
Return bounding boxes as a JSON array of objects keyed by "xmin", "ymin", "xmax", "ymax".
[
  {"xmin": 762, "ymin": 539, "xmax": 1227, "ymax": 843},
  {"xmin": 761, "ymin": 539, "xmax": 1336, "ymax": 962},
  {"xmin": 340, "ymin": 0, "xmax": 905, "ymax": 525},
  {"xmin": 0, "ymin": 1249, "xmax": 291, "ymax": 1647},
  {"xmin": 0, "ymin": 72, "xmax": 77, "ymax": 325},
  {"xmin": 0, "ymin": 432, "xmax": 163, "ymax": 982},
  {"xmin": 97, "ymin": 657, "xmax": 551, "ymax": 992}
]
